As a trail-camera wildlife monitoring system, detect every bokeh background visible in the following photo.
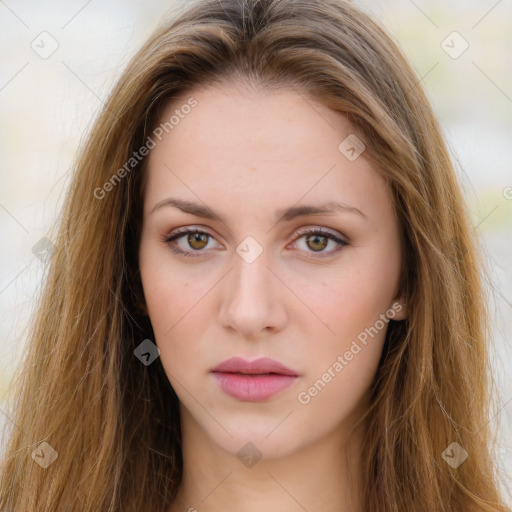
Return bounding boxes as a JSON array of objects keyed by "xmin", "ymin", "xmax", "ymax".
[{"xmin": 1, "ymin": 0, "xmax": 511, "ymax": 502}]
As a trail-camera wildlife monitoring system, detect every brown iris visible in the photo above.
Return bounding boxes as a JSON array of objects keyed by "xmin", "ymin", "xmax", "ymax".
[
  {"xmin": 188, "ymin": 232, "xmax": 209, "ymax": 250},
  {"xmin": 306, "ymin": 233, "xmax": 328, "ymax": 252}
]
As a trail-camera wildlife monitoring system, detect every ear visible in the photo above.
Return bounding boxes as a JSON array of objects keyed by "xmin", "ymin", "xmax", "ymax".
[{"xmin": 388, "ymin": 296, "xmax": 408, "ymax": 321}]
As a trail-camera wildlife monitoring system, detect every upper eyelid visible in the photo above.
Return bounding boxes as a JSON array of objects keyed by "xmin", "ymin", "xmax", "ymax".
[
  {"xmin": 166, "ymin": 226, "xmax": 347, "ymax": 249},
  {"xmin": 166, "ymin": 225, "xmax": 344, "ymax": 240},
  {"xmin": 294, "ymin": 226, "xmax": 347, "ymax": 241},
  {"xmin": 166, "ymin": 226, "xmax": 220, "ymax": 244}
]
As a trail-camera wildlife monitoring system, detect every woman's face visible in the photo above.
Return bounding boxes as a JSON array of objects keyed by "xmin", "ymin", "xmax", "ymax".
[{"xmin": 139, "ymin": 83, "xmax": 406, "ymax": 458}]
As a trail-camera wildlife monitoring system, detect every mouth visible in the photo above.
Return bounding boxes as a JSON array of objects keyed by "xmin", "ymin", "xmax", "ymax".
[{"xmin": 210, "ymin": 357, "xmax": 299, "ymax": 402}]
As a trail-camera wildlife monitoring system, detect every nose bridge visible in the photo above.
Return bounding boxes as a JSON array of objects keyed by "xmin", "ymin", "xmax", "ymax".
[
  {"xmin": 228, "ymin": 248, "xmax": 273, "ymax": 306},
  {"xmin": 219, "ymin": 246, "xmax": 287, "ymax": 335}
]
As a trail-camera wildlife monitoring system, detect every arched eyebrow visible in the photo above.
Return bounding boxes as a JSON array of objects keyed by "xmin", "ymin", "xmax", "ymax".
[{"xmin": 150, "ymin": 197, "xmax": 367, "ymax": 222}]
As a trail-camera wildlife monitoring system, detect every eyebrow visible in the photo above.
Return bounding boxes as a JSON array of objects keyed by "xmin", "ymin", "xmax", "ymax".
[{"xmin": 150, "ymin": 197, "xmax": 367, "ymax": 222}]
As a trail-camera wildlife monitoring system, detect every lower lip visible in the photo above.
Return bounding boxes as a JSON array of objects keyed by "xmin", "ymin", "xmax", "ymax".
[{"xmin": 211, "ymin": 372, "xmax": 298, "ymax": 402}]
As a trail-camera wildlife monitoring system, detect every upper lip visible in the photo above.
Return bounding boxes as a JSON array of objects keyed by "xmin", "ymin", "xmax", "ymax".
[{"xmin": 211, "ymin": 357, "xmax": 299, "ymax": 376}]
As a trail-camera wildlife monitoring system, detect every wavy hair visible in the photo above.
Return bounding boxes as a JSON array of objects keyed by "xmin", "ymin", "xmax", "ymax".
[{"xmin": 1, "ymin": 0, "xmax": 509, "ymax": 510}]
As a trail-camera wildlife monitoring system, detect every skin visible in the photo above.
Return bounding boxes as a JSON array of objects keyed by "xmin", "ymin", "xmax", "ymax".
[{"xmin": 138, "ymin": 82, "xmax": 407, "ymax": 512}]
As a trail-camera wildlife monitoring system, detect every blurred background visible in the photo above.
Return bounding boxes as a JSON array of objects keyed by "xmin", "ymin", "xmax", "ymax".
[{"xmin": 0, "ymin": 0, "xmax": 511, "ymax": 502}]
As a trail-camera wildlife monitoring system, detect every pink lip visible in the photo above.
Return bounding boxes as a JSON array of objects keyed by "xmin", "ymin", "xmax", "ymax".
[{"xmin": 210, "ymin": 357, "xmax": 299, "ymax": 402}]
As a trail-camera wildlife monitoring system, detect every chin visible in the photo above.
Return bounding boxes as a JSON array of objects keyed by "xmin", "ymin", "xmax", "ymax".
[
  {"xmin": 218, "ymin": 430, "xmax": 301, "ymax": 462},
  {"xmin": 200, "ymin": 411, "xmax": 314, "ymax": 462}
]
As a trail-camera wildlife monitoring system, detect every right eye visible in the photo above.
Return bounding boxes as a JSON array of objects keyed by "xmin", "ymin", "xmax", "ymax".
[{"xmin": 165, "ymin": 228, "xmax": 223, "ymax": 257}]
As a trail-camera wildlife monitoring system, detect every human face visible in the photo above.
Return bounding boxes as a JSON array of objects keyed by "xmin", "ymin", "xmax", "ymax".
[{"xmin": 138, "ymin": 83, "xmax": 406, "ymax": 458}]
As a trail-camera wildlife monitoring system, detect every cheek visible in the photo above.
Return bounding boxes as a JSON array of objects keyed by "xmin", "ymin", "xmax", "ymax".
[
  {"xmin": 294, "ymin": 275, "xmax": 390, "ymax": 426},
  {"xmin": 310, "ymin": 271, "xmax": 395, "ymax": 344},
  {"xmin": 139, "ymin": 235, "xmax": 212, "ymax": 333},
  {"xmin": 140, "ymin": 264, "xmax": 209, "ymax": 386},
  {"xmin": 142, "ymin": 276, "xmax": 211, "ymax": 366},
  {"xmin": 294, "ymin": 253, "xmax": 399, "ymax": 387}
]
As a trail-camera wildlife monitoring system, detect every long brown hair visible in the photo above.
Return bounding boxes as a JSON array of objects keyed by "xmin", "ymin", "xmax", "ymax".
[{"xmin": 1, "ymin": 0, "xmax": 509, "ymax": 510}]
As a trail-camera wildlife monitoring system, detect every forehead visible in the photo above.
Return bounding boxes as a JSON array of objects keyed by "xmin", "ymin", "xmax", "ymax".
[
  {"xmin": 143, "ymin": 83, "xmax": 390, "ymax": 222},
  {"xmin": 153, "ymin": 83, "xmax": 351, "ymax": 160}
]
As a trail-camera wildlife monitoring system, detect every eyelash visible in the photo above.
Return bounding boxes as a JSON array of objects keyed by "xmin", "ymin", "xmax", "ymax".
[{"xmin": 163, "ymin": 227, "xmax": 348, "ymax": 259}]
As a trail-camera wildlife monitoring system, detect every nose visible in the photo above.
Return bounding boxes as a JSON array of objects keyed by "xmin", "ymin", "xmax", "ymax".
[{"xmin": 218, "ymin": 250, "xmax": 288, "ymax": 339}]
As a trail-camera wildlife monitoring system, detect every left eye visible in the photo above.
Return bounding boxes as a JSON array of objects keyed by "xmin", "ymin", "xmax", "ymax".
[
  {"xmin": 293, "ymin": 230, "xmax": 347, "ymax": 255},
  {"xmin": 165, "ymin": 228, "xmax": 347, "ymax": 257}
]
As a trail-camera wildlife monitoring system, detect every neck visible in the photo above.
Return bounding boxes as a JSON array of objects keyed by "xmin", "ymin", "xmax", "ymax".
[{"xmin": 170, "ymin": 410, "xmax": 366, "ymax": 512}]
